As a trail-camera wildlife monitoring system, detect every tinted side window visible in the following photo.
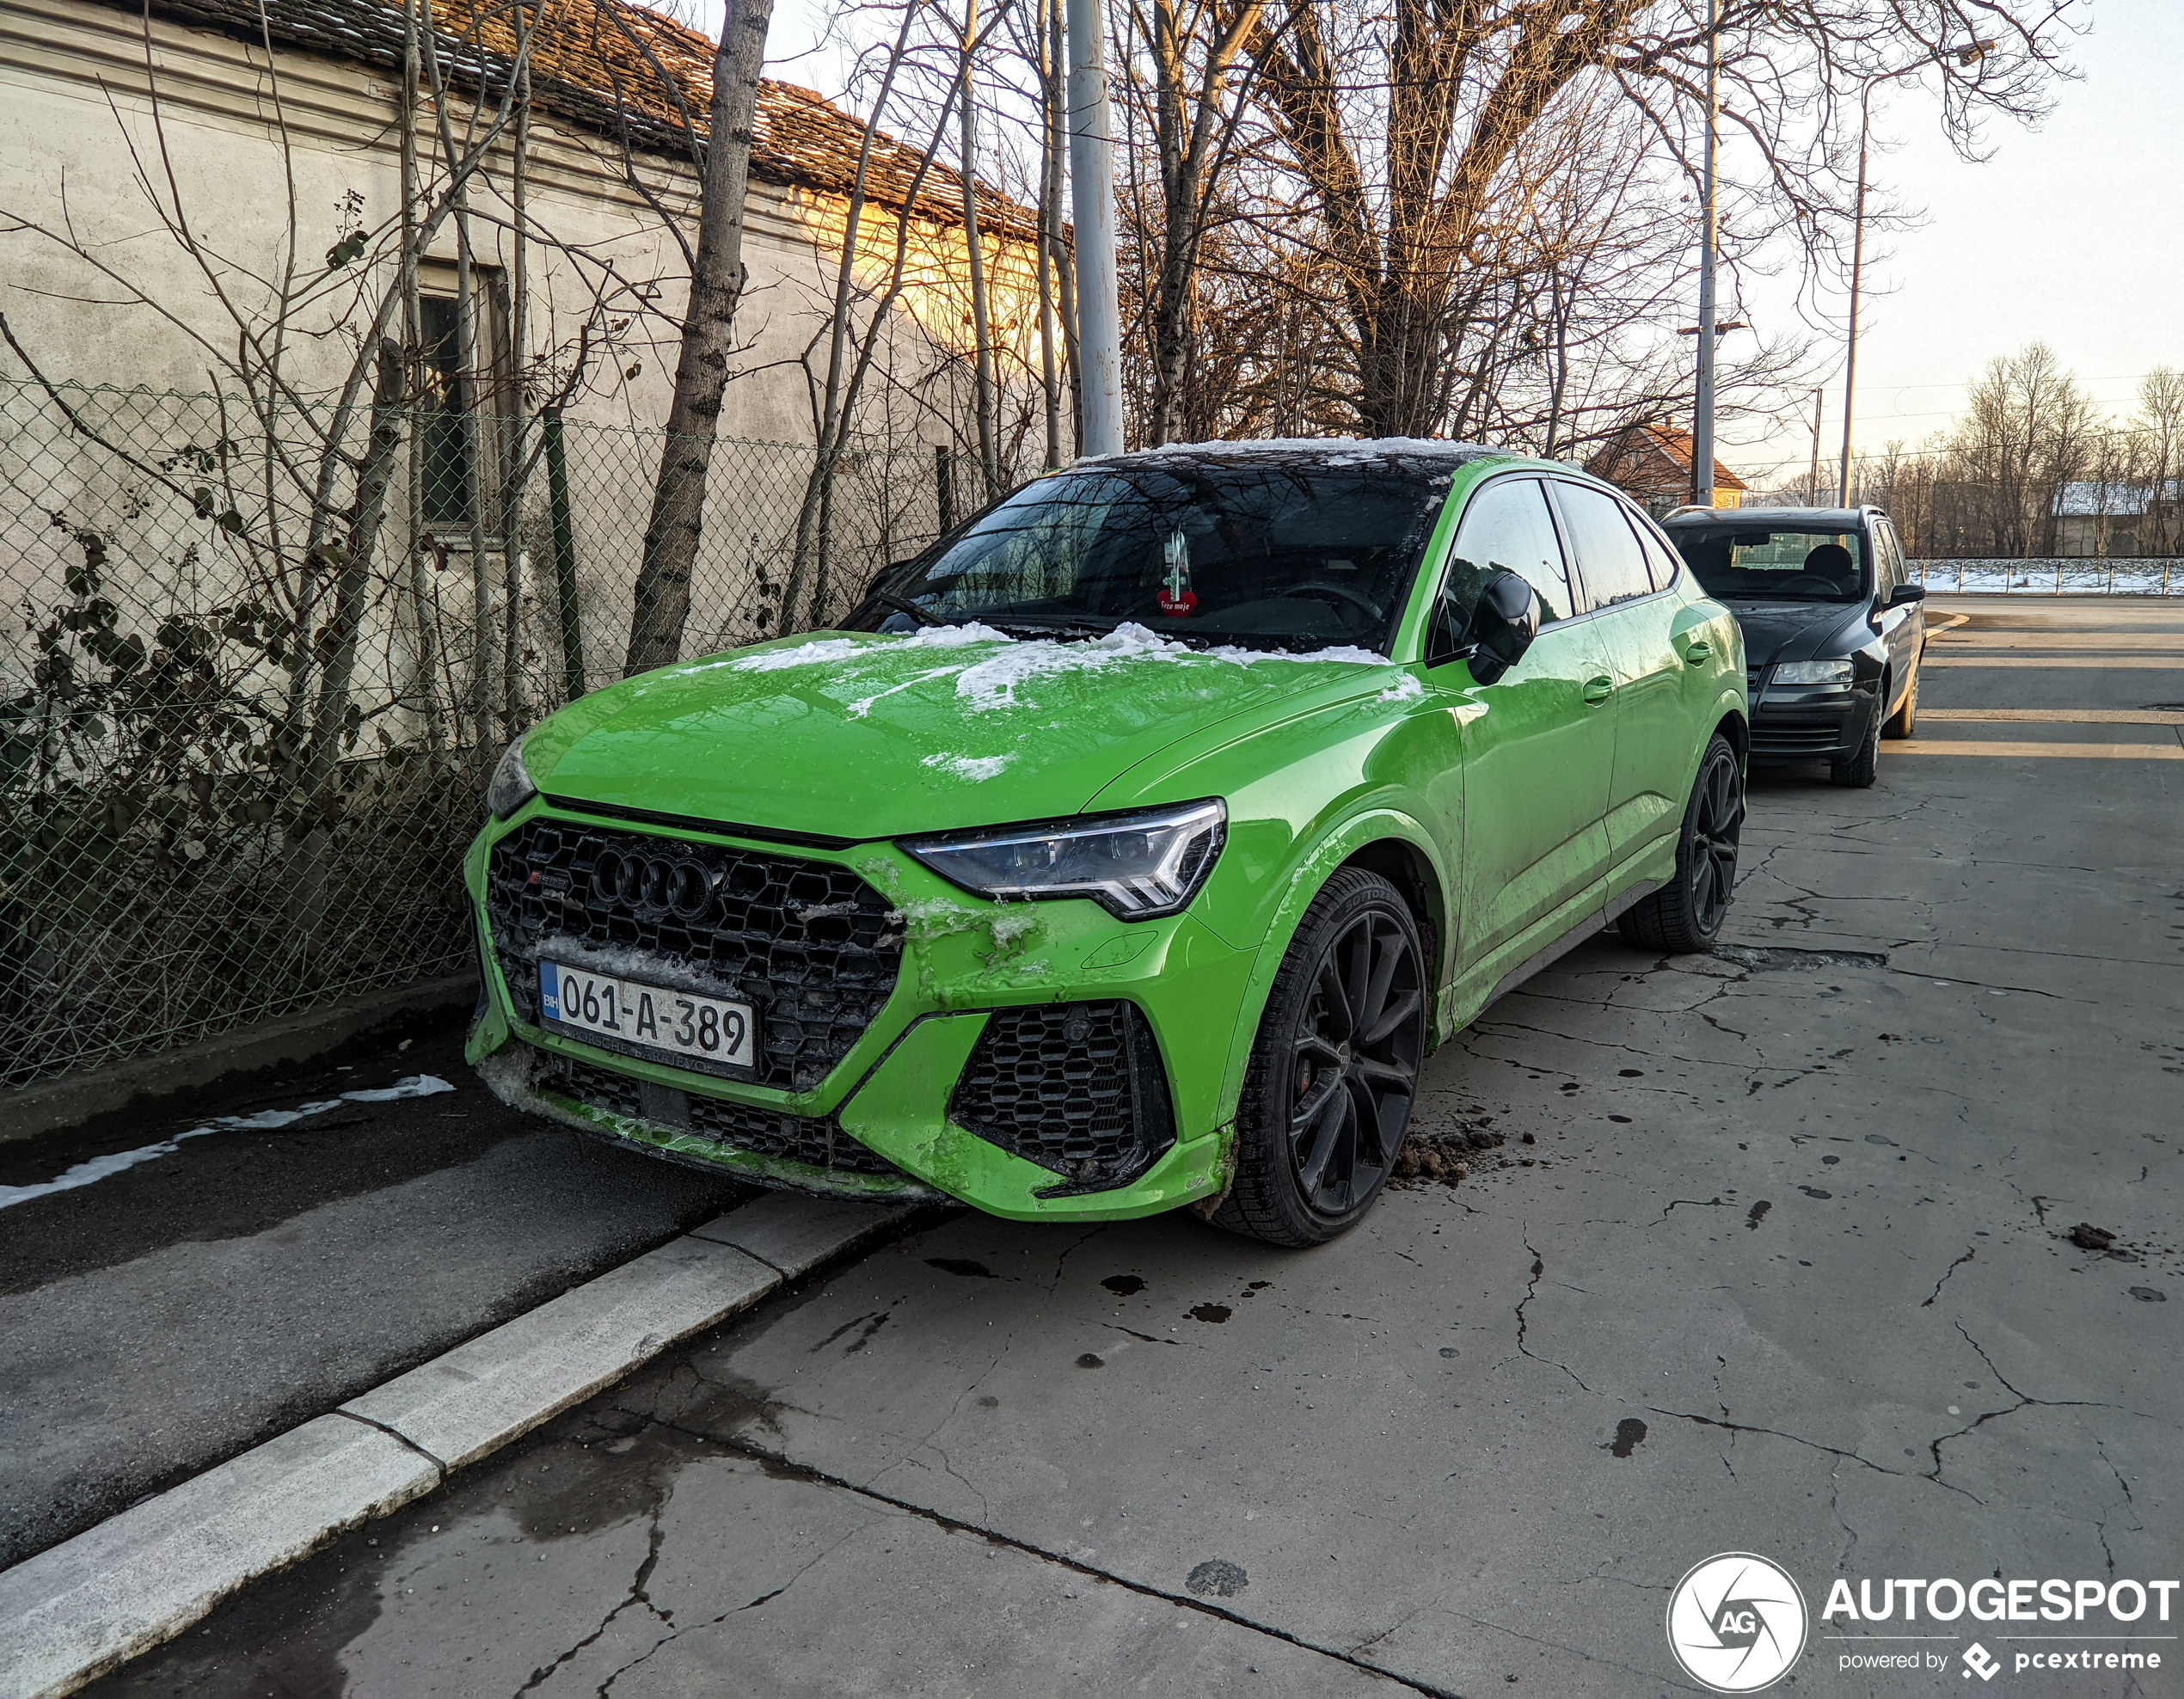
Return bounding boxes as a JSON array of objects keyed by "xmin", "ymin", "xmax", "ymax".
[
  {"xmin": 1554, "ymin": 481, "xmax": 1653, "ymax": 610},
  {"xmin": 1873, "ymin": 522, "xmax": 1904, "ymax": 592},
  {"xmin": 1627, "ymin": 507, "xmax": 1684, "ymax": 591},
  {"xmin": 1441, "ymin": 477, "xmax": 1574, "ymax": 626}
]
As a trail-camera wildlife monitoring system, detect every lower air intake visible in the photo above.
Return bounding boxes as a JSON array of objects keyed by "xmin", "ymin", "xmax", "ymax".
[
  {"xmin": 541, "ymin": 1052, "xmax": 904, "ymax": 1178},
  {"xmin": 948, "ymin": 1001, "xmax": 1175, "ymax": 1195}
]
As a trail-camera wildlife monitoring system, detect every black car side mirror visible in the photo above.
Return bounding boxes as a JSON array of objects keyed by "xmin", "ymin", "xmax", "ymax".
[
  {"xmin": 1465, "ymin": 571, "xmax": 1542, "ymax": 685},
  {"xmin": 1886, "ymin": 582, "xmax": 1925, "ymax": 607}
]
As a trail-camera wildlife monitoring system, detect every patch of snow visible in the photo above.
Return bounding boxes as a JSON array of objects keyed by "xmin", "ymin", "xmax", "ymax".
[
  {"xmin": 921, "ymin": 751, "xmax": 1016, "ymax": 782},
  {"xmin": 0, "ymin": 1076, "xmax": 457, "ymax": 1211},
  {"xmin": 1377, "ymin": 673, "xmax": 1426, "ymax": 702},
  {"xmin": 988, "ymin": 911, "xmax": 1040, "ymax": 948},
  {"xmin": 899, "ymin": 620, "xmax": 1014, "ymax": 649},
  {"xmin": 1095, "ymin": 436, "xmax": 1505, "ymax": 461},
  {"xmin": 729, "ymin": 636, "xmax": 864, "ymax": 672},
  {"xmin": 953, "ymin": 621, "xmax": 1390, "ymax": 711}
]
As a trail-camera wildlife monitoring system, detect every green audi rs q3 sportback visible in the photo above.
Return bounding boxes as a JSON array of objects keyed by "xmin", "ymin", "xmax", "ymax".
[{"xmin": 466, "ymin": 443, "xmax": 1746, "ymax": 1245}]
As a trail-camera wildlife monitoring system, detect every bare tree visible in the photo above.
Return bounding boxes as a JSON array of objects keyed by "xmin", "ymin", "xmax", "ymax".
[
  {"xmin": 624, "ymin": 0, "xmax": 776, "ymax": 676},
  {"xmin": 1944, "ymin": 341, "xmax": 2101, "ymax": 557},
  {"xmin": 2133, "ymin": 365, "xmax": 2184, "ymax": 558}
]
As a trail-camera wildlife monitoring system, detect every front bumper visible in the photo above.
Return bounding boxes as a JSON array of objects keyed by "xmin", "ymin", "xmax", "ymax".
[
  {"xmin": 463, "ymin": 799, "xmax": 1255, "ymax": 1221},
  {"xmin": 1746, "ymin": 678, "xmax": 1880, "ymax": 765}
]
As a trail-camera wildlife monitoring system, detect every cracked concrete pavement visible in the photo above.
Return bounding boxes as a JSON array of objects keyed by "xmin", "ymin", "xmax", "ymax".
[{"xmin": 83, "ymin": 598, "xmax": 2182, "ymax": 1696}]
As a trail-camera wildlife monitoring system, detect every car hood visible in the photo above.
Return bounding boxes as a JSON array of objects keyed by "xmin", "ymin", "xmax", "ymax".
[
  {"xmin": 1725, "ymin": 599, "xmax": 1869, "ymax": 667},
  {"xmin": 525, "ymin": 622, "xmax": 1402, "ymax": 840}
]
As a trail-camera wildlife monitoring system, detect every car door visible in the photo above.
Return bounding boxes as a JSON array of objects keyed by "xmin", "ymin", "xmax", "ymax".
[
  {"xmin": 1426, "ymin": 475, "xmax": 1617, "ymax": 983},
  {"xmin": 1871, "ymin": 518, "xmax": 1923, "ymax": 711},
  {"xmin": 1549, "ymin": 479, "xmax": 1692, "ymax": 878}
]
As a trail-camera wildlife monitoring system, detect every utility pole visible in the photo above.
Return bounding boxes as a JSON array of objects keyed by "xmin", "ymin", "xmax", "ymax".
[
  {"xmin": 1836, "ymin": 83, "xmax": 1871, "ymax": 508},
  {"xmin": 1807, "ymin": 387, "xmax": 1824, "ymax": 506},
  {"xmin": 1064, "ymin": 0, "xmax": 1122, "ymax": 457},
  {"xmin": 1691, "ymin": 0, "xmax": 1718, "ymax": 509}
]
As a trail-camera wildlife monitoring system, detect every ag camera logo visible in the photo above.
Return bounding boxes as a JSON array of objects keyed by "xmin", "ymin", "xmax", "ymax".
[{"xmin": 1667, "ymin": 1552, "xmax": 1810, "ymax": 1692}]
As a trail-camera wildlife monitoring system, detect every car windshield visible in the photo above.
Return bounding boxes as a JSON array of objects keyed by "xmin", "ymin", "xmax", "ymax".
[
  {"xmin": 849, "ymin": 452, "xmax": 1457, "ymax": 654},
  {"xmin": 1672, "ymin": 527, "xmax": 1870, "ymax": 604}
]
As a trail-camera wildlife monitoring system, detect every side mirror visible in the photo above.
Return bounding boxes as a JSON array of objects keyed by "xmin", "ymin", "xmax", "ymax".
[
  {"xmin": 1465, "ymin": 570, "xmax": 1541, "ymax": 685},
  {"xmin": 1886, "ymin": 582, "xmax": 1925, "ymax": 607}
]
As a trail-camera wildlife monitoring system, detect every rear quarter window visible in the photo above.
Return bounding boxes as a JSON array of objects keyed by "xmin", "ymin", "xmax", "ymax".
[{"xmin": 1552, "ymin": 481, "xmax": 1654, "ymax": 610}]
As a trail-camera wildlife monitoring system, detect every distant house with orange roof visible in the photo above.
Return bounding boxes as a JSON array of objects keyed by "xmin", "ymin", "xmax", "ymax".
[{"xmin": 1586, "ymin": 425, "xmax": 1749, "ymax": 515}]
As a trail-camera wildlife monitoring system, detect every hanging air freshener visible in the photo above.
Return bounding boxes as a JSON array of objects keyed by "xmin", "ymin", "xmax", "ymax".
[{"xmin": 1157, "ymin": 528, "xmax": 1196, "ymax": 616}]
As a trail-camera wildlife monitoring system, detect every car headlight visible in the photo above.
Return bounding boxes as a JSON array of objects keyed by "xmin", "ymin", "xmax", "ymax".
[
  {"xmin": 486, "ymin": 733, "xmax": 537, "ymax": 819},
  {"xmin": 1771, "ymin": 659, "xmax": 1854, "ymax": 685},
  {"xmin": 903, "ymin": 800, "xmax": 1226, "ymax": 920}
]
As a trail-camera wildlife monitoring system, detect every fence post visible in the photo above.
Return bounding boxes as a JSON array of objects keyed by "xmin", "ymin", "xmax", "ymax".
[
  {"xmin": 542, "ymin": 408, "xmax": 585, "ymax": 701},
  {"xmin": 936, "ymin": 445, "xmax": 954, "ymax": 533}
]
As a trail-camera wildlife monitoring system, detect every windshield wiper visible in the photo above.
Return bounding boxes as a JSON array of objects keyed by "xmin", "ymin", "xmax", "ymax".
[
  {"xmin": 868, "ymin": 591, "xmax": 948, "ymax": 628},
  {"xmin": 978, "ymin": 613, "xmax": 1120, "ymax": 639}
]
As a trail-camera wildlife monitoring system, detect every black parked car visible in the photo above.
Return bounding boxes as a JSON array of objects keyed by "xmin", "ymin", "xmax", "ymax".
[{"xmin": 1662, "ymin": 506, "xmax": 1926, "ymax": 787}]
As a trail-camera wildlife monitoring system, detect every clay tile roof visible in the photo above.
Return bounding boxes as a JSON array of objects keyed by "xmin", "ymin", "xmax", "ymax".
[
  {"xmin": 1586, "ymin": 422, "xmax": 1747, "ymax": 497},
  {"xmin": 97, "ymin": 0, "xmax": 1037, "ymax": 238}
]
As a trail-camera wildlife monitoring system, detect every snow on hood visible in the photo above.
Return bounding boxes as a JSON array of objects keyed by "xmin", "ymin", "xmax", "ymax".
[{"xmin": 719, "ymin": 620, "xmax": 1390, "ymax": 715}]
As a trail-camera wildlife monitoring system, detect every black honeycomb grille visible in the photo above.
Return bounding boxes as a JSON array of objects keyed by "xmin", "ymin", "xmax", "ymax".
[
  {"xmin": 543, "ymin": 1052, "xmax": 905, "ymax": 1178},
  {"xmin": 948, "ymin": 1001, "xmax": 1175, "ymax": 1194},
  {"xmin": 485, "ymin": 816, "xmax": 903, "ymax": 1092}
]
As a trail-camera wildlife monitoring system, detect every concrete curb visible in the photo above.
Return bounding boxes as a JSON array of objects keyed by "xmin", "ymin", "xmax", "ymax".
[{"xmin": 0, "ymin": 1192, "xmax": 915, "ymax": 1698}]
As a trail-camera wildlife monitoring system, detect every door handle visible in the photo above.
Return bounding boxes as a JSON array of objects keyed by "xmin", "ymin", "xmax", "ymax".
[
  {"xmin": 1681, "ymin": 640, "xmax": 1712, "ymax": 665},
  {"xmin": 1582, "ymin": 675, "xmax": 1614, "ymax": 706}
]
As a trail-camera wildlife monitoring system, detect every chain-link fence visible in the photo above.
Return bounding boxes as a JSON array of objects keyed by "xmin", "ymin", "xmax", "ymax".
[{"xmin": 2, "ymin": 372, "xmax": 983, "ymax": 1088}]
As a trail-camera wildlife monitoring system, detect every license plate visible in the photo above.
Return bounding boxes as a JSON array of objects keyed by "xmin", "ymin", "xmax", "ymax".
[{"xmin": 539, "ymin": 961, "xmax": 756, "ymax": 1070}]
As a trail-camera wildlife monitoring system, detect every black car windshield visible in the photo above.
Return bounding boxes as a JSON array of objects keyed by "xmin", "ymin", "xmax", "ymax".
[
  {"xmin": 850, "ymin": 452, "xmax": 1457, "ymax": 654},
  {"xmin": 1673, "ymin": 528, "xmax": 1870, "ymax": 603}
]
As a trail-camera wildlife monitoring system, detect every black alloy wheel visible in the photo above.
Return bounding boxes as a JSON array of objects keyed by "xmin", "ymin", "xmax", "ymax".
[
  {"xmin": 1212, "ymin": 868, "xmax": 1426, "ymax": 1246},
  {"xmin": 1620, "ymin": 733, "xmax": 1745, "ymax": 954}
]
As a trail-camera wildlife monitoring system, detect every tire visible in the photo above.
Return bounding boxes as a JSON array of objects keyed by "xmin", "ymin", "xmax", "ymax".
[
  {"xmin": 1882, "ymin": 662, "xmax": 1917, "ymax": 739},
  {"xmin": 1617, "ymin": 733, "xmax": 1745, "ymax": 954},
  {"xmin": 1208, "ymin": 868, "xmax": 1426, "ymax": 1248},
  {"xmin": 1830, "ymin": 701, "xmax": 1880, "ymax": 787}
]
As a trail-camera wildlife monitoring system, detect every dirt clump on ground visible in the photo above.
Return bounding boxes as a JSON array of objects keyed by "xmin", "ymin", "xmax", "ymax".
[{"xmin": 1391, "ymin": 1121, "xmax": 1506, "ymax": 1187}]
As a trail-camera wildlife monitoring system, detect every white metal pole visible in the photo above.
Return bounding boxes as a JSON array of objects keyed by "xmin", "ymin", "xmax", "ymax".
[
  {"xmin": 1692, "ymin": 0, "xmax": 1718, "ymax": 509},
  {"xmin": 1064, "ymin": 0, "xmax": 1123, "ymax": 457}
]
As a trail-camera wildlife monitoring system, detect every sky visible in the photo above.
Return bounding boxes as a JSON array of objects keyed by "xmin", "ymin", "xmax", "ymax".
[{"xmin": 722, "ymin": 0, "xmax": 2178, "ymax": 479}]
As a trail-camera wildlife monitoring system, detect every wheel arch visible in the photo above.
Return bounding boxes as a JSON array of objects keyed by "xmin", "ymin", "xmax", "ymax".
[
  {"xmin": 1713, "ymin": 707, "xmax": 1748, "ymax": 765},
  {"xmin": 1210, "ymin": 808, "xmax": 1451, "ymax": 1133}
]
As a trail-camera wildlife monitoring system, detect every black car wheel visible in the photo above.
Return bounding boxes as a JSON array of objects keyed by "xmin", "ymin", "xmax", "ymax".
[
  {"xmin": 1211, "ymin": 868, "xmax": 1426, "ymax": 1247},
  {"xmin": 1620, "ymin": 733, "xmax": 1744, "ymax": 954},
  {"xmin": 1831, "ymin": 700, "xmax": 1881, "ymax": 786}
]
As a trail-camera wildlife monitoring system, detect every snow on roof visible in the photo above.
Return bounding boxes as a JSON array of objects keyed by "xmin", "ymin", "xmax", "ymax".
[{"xmin": 1087, "ymin": 439, "xmax": 1510, "ymax": 465}]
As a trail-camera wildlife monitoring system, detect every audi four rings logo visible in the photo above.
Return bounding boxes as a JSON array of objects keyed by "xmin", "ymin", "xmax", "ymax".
[
  {"xmin": 1667, "ymin": 1553, "xmax": 1810, "ymax": 1692},
  {"xmin": 592, "ymin": 850, "xmax": 711, "ymax": 917}
]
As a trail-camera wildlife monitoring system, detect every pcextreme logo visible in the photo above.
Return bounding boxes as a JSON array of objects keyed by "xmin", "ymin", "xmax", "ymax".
[{"xmin": 1666, "ymin": 1552, "xmax": 1810, "ymax": 1693}]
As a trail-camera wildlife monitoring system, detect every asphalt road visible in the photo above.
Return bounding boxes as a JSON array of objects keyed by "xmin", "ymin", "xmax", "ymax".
[
  {"xmin": 24, "ymin": 597, "xmax": 2184, "ymax": 1696},
  {"xmin": 0, "ymin": 1027, "xmax": 750, "ymax": 1568}
]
